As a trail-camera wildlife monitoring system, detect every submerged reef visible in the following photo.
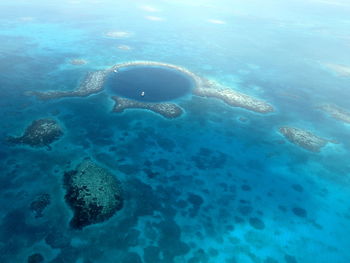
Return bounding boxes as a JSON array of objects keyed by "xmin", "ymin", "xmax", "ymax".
[
  {"xmin": 279, "ymin": 126, "xmax": 330, "ymax": 152},
  {"xmin": 28, "ymin": 70, "xmax": 110, "ymax": 100},
  {"xmin": 318, "ymin": 103, "xmax": 350, "ymax": 124},
  {"xmin": 64, "ymin": 160, "xmax": 123, "ymax": 229},
  {"xmin": 105, "ymin": 31, "xmax": 132, "ymax": 38},
  {"xmin": 30, "ymin": 193, "xmax": 51, "ymax": 218},
  {"xmin": 7, "ymin": 118, "xmax": 63, "ymax": 149},
  {"xmin": 193, "ymin": 79, "xmax": 274, "ymax": 113},
  {"xmin": 112, "ymin": 96, "xmax": 183, "ymax": 119},
  {"xmin": 323, "ymin": 63, "xmax": 350, "ymax": 77},
  {"xmin": 27, "ymin": 60, "xmax": 274, "ymax": 119},
  {"xmin": 27, "ymin": 253, "xmax": 44, "ymax": 263},
  {"xmin": 45, "ymin": 229, "xmax": 71, "ymax": 249},
  {"xmin": 70, "ymin": 58, "xmax": 87, "ymax": 65},
  {"xmin": 117, "ymin": 45, "xmax": 132, "ymax": 50}
]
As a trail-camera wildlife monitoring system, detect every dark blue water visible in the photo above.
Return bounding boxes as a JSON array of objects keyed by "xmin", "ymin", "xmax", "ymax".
[{"xmin": 105, "ymin": 66, "xmax": 194, "ymax": 102}]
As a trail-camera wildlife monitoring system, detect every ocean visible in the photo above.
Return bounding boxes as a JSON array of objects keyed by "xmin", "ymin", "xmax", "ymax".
[{"xmin": 0, "ymin": 1, "xmax": 350, "ymax": 262}]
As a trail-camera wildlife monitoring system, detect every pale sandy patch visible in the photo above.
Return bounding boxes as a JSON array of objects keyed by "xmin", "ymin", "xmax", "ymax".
[
  {"xmin": 323, "ymin": 63, "xmax": 350, "ymax": 77},
  {"xmin": 139, "ymin": 5, "xmax": 160, "ymax": 12},
  {"xmin": 68, "ymin": 0, "xmax": 81, "ymax": 4},
  {"xmin": 89, "ymin": 0, "xmax": 103, "ymax": 4},
  {"xmin": 105, "ymin": 31, "xmax": 132, "ymax": 38},
  {"xmin": 311, "ymin": 0, "xmax": 350, "ymax": 6},
  {"xmin": 19, "ymin": 17, "xmax": 35, "ymax": 22},
  {"xmin": 117, "ymin": 45, "xmax": 132, "ymax": 51},
  {"xmin": 145, "ymin": 16, "xmax": 164, "ymax": 21},
  {"xmin": 208, "ymin": 19, "xmax": 226, "ymax": 24}
]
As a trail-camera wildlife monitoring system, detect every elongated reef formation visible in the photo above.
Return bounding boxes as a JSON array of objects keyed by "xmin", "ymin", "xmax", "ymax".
[
  {"xmin": 28, "ymin": 70, "xmax": 110, "ymax": 100},
  {"xmin": 318, "ymin": 104, "xmax": 350, "ymax": 124},
  {"xmin": 194, "ymin": 79, "xmax": 274, "ymax": 113},
  {"xmin": 112, "ymin": 96, "xmax": 183, "ymax": 119},
  {"xmin": 279, "ymin": 126, "xmax": 330, "ymax": 152}
]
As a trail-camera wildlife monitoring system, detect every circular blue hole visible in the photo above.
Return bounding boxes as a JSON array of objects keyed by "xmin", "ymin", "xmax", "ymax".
[{"xmin": 105, "ymin": 66, "xmax": 194, "ymax": 102}]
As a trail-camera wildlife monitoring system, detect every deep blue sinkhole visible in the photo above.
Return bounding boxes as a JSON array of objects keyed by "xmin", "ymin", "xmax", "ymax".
[{"xmin": 105, "ymin": 66, "xmax": 194, "ymax": 102}]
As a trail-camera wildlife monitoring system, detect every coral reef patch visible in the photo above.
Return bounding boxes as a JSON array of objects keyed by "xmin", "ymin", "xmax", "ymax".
[
  {"xmin": 111, "ymin": 96, "xmax": 183, "ymax": 119},
  {"xmin": 117, "ymin": 45, "xmax": 132, "ymax": 50},
  {"xmin": 70, "ymin": 58, "xmax": 87, "ymax": 65},
  {"xmin": 30, "ymin": 193, "xmax": 51, "ymax": 218},
  {"xmin": 191, "ymin": 147, "xmax": 227, "ymax": 170},
  {"xmin": 292, "ymin": 207, "xmax": 307, "ymax": 218},
  {"xmin": 284, "ymin": 254, "xmax": 298, "ymax": 263},
  {"xmin": 193, "ymin": 79, "xmax": 274, "ymax": 113},
  {"xmin": 7, "ymin": 118, "xmax": 63, "ymax": 149},
  {"xmin": 318, "ymin": 103, "xmax": 350, "ymax": 124},
  {"xmin": 63, "ymin": 159, "xmax": 123, "ymax": 229},
  {"xmin": 249, "ymin": 217, "xmax": 265, "ymax": 230},
  {"xmin": 279, "ymin": 126, "xmax": 331, "ymax": 152},
  {"xmin": 45, "ymin": 229, "xmax": 71, "ymax": 249},
  {"xmin": 27, "ymin": 253, "xmax": 44, "ymax": 263},
  {"xmin": 28, "ymin": 70, "xmax": 110, "ymax": 100},
  {"xmin": 105, "ymin": 31, "xmax": 132, "ymax": 38}
]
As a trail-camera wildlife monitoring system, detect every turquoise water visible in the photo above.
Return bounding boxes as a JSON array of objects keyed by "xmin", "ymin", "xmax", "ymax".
[{"xmin": 0, "ymin": 0, "xmax": 350, "ymax": 262}]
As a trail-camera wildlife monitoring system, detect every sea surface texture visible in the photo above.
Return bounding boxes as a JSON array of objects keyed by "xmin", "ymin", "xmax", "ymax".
[{"xmin": 0, "ymin": 1, "xmax": 350, "ymax": 263}]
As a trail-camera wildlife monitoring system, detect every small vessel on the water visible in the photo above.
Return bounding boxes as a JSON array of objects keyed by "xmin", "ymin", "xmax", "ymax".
[
  {"xmin": 113, "ymin": 69, "xmax": 118, "ymax": 73},
  {"xmin": 141, "ymin": 91, "xmax": 145, "ymax": 97}
]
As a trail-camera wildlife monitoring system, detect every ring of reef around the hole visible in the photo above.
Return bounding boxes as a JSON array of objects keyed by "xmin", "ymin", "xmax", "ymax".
[
  {"xmin": 27, "ymin": 61, "xmax": 274, "ymax": 119},
  {"xmin": 25, "ymin": 61, "xmax": 346, "ymax": 152}
]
